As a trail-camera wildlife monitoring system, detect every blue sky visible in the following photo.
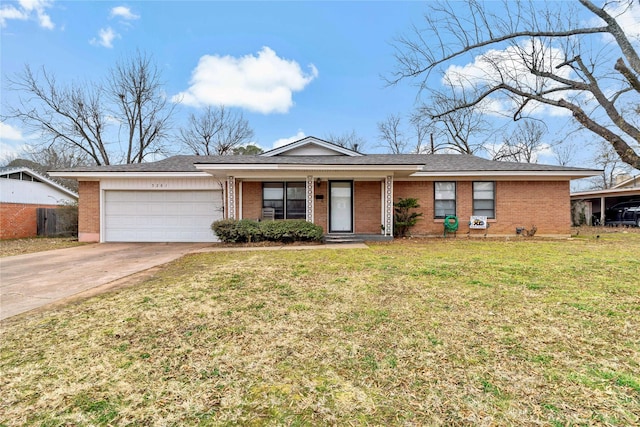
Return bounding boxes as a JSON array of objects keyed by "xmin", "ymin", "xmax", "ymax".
[
  {"xmin": 1, "ymin": 0, "xmax": 428, "ymax": 155},
  {"xmin": 0, "ymin": 0, "xmax": 638, "ymax": 180}
]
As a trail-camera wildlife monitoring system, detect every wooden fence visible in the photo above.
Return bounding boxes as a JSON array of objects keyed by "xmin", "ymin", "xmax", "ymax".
[{"xmin": 37, "ymin": 206, "xmax": 78, "ymax": 237}]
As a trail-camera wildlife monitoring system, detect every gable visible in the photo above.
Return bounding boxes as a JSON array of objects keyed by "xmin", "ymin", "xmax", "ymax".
[
  {"xmin": 262, "ymin": 136, "xmax": 363, "ymax": 157},
  {"xmin": 0, "ymin": 167, "xmax": 78, "ymax": 203}
]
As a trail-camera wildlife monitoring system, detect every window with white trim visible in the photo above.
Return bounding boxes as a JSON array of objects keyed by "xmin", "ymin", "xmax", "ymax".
[
  {"xmin": 434, "ymin": 181, "xmax": 456, "ymax": 218},
  {"xmin": 263, "ymin": 182, "xmax": 306, "ymax": 219},
  {"xmin": 473, "ymin": 181, "xmax": 495, "ymax": 218}
]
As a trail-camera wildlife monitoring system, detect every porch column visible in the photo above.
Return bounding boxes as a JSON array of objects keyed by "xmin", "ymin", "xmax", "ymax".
[
  {"xmin": 306, "ymin": 175, "xmax": 315, "ymax": 223},
  {"xmin": 384, "ymin": 175, "xmax": 393, "ymax": 236},
  {"xmin": 600, "ymin": 196, "xmax": 605, "ymax": 225},
  {"xmin": 227, "ymin": 176, "xmax": 236, "ymax": 219}
]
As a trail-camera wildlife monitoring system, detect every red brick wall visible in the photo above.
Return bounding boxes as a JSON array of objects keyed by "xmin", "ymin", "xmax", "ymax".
[
  {"xmin": 0, "ymin": 203, "xmax": 60, "ymax": 239},
  {"xmin": 393, "ymin": 181, "xmax": 434, "ymax": 235},
  {"xmin": 354, "ymin": 181, "xmax": 382, "ymax": 233},
  {"xmin": 78, "ymin": 181, "xmax": 100, "ymax": 242},
  {"xmin": 394, "ymin": 180, "xmax": 571, "ymax": 236},
  {"xmin": 242, "ymin": 181, "xmax": 262, "ymax": 220},
  {"xmin": 314, "ymin": 181, "xmax": 328, "ymax": 232}
]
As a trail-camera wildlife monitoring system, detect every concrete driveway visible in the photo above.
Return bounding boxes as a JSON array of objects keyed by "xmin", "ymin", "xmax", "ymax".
[{"xmin": 0, "ymin": 243, "xmax": 209, "ymax": 321}]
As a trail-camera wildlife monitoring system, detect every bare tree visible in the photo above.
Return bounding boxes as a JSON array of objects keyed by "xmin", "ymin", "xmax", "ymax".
[
  {"xmin": 7, "ymin": 66, "xmax": 111, "ymax": 165},
  {"xmin": 390, "ymin": 0, "xmax": 640, "ymax": 171},
  {"xmin": 554, "ymin": 140, "xmax": 579, "ymax": 166},
  {"xmin": 590, "ymin": 139, "xmax": 632, "ymax": 189},
  {"xmin": 417, "ymin": 90, "xmax": 492, "ymax": 155},
  {"xmin": 377, "ymin": 114, "xmax": 407, "ymax": 154},
  {"xmin": 108, "ymin": 51, "xmax": 175, "ymax": 163},
  {"xmin": 324, "ymin": 130, "xmax": 367, "ymax": 153},
  {"xmin": 408, "ymin": 112, "xmax": 435, "ymax": 154},
  {"xmin": 491, "ymin": 120, "xmax": 547, "ymax": 163},
  {"xmin": 178, "ymin": 106, "xmax": 254, "ymax": 156},
  {"xmin": 26, "ymin": 145, "xmax": 91, "ymax": 169},
  {"xmin": 6, "ymin": 52, "xmax": 174, "ymax": 165}
]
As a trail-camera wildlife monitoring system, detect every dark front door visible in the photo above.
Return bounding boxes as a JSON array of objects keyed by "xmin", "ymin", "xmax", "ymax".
[{"xmin": 329, "ymin": 181, "xmax": 353, "ymax": 233}]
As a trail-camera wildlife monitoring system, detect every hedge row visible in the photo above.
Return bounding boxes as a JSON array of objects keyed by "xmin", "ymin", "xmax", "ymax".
[{"xmin": 211, "ymin": 219, "xmax": 324, "ymax": 243}]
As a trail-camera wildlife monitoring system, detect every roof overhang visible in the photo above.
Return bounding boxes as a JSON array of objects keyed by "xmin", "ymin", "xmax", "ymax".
[
  {"xmin": 571, "ymin": 186, "xmax": 640, "ymax": 199},
  {"xmin": 408, "ymin": 170, "xmax": 600, "ymax": 180},
  {"xmin": 49, "ymin": 171, "xmax": 211, "ymax": 179},
  {"xmin": 194, "ymin": 163, "xmax": 423, "ymax": 178}
]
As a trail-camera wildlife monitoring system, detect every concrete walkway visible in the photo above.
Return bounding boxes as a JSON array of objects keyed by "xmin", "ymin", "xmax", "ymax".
[{"xmin": 0, "ymin": 242, "xmax": 367, "ymax": 321}]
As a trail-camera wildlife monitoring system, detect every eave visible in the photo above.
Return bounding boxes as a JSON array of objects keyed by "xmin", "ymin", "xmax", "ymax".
[{"xmin": 48, "ymin": 171, "xmax": 211, "ymax": 179}]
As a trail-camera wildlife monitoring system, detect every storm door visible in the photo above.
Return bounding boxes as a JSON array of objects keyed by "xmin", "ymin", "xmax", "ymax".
[{"xmin": 329, "ymin": 181, "xmax": 353, "ymax": 233}]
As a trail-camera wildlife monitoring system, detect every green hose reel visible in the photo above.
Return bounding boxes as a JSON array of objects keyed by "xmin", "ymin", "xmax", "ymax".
[{"xmin": 444, "ymin": 215, "xmax": 459, "ymax": 237}]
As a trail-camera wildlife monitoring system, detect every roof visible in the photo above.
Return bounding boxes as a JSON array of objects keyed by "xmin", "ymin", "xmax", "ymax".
[
  {"xmin": 0, "ymin": 166, "xmax": 79, "ymax": 199},
  {"xmin": 50, "ymin": 153, "xmax": 598, "ymax": 173},
  {"xmin": 49, "ymin": 135, "xmax": 599, "ymax": 180}
]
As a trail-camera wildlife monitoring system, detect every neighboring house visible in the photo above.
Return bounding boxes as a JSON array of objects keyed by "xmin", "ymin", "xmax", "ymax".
[
  {"xmin": 0, "ymin": 166, "xmax": 79, "ymax": 239},
  {"xmin": 50, "ymin": 137, "xmax": 599, "ymax": 243},
  {"xmin": 571, "ymin": 174, "xmax": 640, "ymax": 225}
]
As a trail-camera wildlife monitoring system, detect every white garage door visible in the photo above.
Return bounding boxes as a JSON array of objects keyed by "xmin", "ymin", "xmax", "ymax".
[{"xmin": 104, "ymin": 190, "xmax": 222, "ymax": 242}]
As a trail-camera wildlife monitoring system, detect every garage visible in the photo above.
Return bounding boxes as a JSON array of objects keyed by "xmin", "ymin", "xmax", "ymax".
[{"xmin": 104, "ymin": 190, "xmax": 222, "ymax": 242}]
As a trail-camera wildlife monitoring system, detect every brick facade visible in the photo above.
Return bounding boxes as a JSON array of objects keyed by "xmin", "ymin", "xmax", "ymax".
[
  {"xmin": 78, "ymin": 181, "xmax": 100, "ymax": 242},
  {"xmin": 236, "ymin": 179, "xmax": 570, "ymax": 237},
  {"xmin": 0, "ymin": 203, "xmax": 60, "ymax": 239},
  {"xmin": 354, "ymin": 181, "xmax": 382, "ymax": 234},
  {"xmin": 241, "ymin": 181, "xmax": 263, "ymax": 220},
  {"xmin": 393, "ymin": 180, "xmax": 571, "ymax": 237},
  {"xmin": 314, "ymin": 181, "xmax": 328, "ymax": 232}
]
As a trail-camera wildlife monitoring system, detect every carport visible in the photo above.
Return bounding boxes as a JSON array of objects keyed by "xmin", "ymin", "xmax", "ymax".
[{"xmin": 571, "ymin": 175, "xmax": 640, "ymax": 225}]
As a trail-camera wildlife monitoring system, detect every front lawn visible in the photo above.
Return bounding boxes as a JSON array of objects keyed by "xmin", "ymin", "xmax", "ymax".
[
  {"xmin": 0, "ymin": 237, "xmax": 84, "ymax": 257},
  {"xmin": 1, "ymin": 234, "xmax": 639, "ymax": 425}
]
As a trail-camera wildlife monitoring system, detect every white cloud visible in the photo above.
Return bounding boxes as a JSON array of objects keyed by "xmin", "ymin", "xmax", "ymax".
[
  {"xmin": 272, "ymin": 131, "xmax": 306, "ymax": 149},
  {"xmin": 592, "ymin": 0, "xmax": 640, "ymax": 43},
  {"xmin": 110, "ymin": 6, "xmax": 139, "ymax": 21},
  {"xmin": 443, "ymin": 39, "xmax": 575, "ymax": 117},
  {"xmin": 0, "ymin": 122, "xmax": 24, "ymax": 141},
  {"xmin": 0, "ymin": 5, "xmax": 28, "ymax": 27},
  {"xmin": 174, "ymin": 47, "xmax": 318, "ymax": 114},
  {"xmin": 90, "ymin": 27, "xmax": 119, "ymax": 48},
  {"xmin": 0, "ymin": 0, "xmax": 54, "ymax": 29}
]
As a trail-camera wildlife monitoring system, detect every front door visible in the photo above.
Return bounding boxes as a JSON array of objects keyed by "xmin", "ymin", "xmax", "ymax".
[{"xmin": 329, "ymin": 181, "xmax": 353, "ymax": 233}]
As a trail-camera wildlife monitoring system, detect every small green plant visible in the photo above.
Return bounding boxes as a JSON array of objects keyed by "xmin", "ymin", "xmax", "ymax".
[{"xmin": 394, "ymin": 197, "xmax": 423, "ymax": 237}]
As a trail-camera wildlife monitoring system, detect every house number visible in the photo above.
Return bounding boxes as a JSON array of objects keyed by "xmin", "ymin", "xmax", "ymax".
[{"xmin": 151, "ymin": 183, "xmax": 168, "ymax": 188}]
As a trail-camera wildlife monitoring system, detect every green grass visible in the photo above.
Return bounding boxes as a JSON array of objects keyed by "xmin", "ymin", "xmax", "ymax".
[{"xmin": 1, "ymin": 233, "xmax": 639, "ymax": 425}]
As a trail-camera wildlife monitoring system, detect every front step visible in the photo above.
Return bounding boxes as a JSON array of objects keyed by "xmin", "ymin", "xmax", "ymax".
[{"xmin": 323, "ymin": 234, "xmax": 365, "ymax": 244}]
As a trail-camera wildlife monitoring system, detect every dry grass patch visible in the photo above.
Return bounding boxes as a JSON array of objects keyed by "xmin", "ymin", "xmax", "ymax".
[
  {"xmin": 1, "ymin": 234, "xmax": 639, "ymax": 425},
  {"xmin": 0, "ymin": 237, "xmax": 84, "ymax": 257}
]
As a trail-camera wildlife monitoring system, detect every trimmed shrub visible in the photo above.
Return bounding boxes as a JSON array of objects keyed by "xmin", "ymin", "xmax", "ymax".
[
  {"xmin": 211, "ymin": 219, "xmax": 324, "ymax": 243},
  {"xmin": 211, "ymin": 219, "xmax": 262, "ymax": 243},
  {"xmin": 260, "ymin": 220, "xmax": 324, "ymax": 242}
]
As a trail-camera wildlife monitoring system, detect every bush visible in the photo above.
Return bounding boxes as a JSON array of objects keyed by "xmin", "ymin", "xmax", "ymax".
[
  {"xmin": 394, "ymin": 197, "xmax": 423, "ymax": 237},
  {"xmin": 211, "ymin": 219, "xmax": 244, "ymax": 243},
  {"xmin": 260, "ymin": 219, "xmax": 324, "ymax": 242},
  {"xmin": 211, "ymin": 219, "xmax": 324, "ymax": 243}
]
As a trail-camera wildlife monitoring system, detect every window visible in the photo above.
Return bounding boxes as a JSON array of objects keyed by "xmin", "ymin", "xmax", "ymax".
[
  {"xmin": 435, "ymin": 182, "xmax": 456, "ymax": 218},
  {"xmin": 473, "ymin": 181, "xmax": 495, "ymax": 218},
  {"xmin": 263, "ymin": 182, "xmax": 306, "ymax": 219}
]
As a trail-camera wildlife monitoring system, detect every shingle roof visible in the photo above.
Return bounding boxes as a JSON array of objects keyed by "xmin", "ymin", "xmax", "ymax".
[{"xmin": 51, "ymin": 153, "xmax": 598, "ymax": 173}]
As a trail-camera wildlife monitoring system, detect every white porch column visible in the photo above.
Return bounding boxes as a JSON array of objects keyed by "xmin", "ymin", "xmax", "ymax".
[
  {"xmin": 600, "ymin": 196, "xmax": 606, "ymax": 225},
  {"xmin": 227, "ymin": 176, "xmax": 236, "ymax": 219},
  {"xmin": 384, "ymin": 175, "xmax": 394, "ymax": 236},
  {"xmin": 306, "ymin": 175, "xmax": 315, "ymax": 223}
]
